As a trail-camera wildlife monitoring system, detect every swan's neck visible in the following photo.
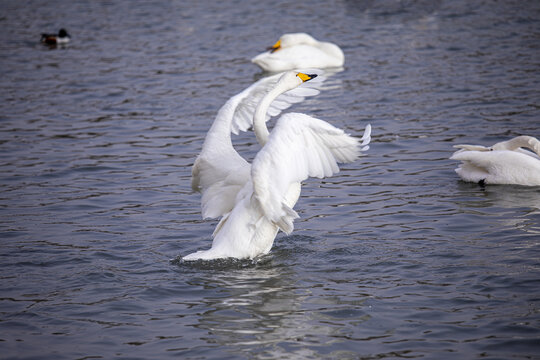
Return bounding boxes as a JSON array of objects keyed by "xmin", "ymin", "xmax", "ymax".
[
  {"xmin": 253, "ymin": 84, "xmax": 287, "ymax": 146},
  {"xmin": 493, "ymin": 136, "xmax": 540, "ymax": 155}
]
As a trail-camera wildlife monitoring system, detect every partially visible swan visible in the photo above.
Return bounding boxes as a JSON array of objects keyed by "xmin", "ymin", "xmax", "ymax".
[
  {"xmin": 185, "ymin": 71, "xmax": 371, "ymax": 260},
  {"xmin": 450, "ymin": 136, "xmax": 540, "ymax": 186},
  {"xmin": 251, "ymin": 33, "xmax": 345, "ymax": 73}
]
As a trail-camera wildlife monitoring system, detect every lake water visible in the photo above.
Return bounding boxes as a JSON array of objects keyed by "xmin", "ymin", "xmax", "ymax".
[{"xmin": 1, "ymin": 0, "xmax": 539, "ymax": 359}]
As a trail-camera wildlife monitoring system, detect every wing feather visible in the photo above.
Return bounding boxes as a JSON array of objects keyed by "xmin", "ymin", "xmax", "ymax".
[
  {"xmin": 453, "ymin": 144, "xmax": 490, "ymax": 151},
  {"xmin": 251, "ymin": 113, "xmax": 371, "ymax": 234}
]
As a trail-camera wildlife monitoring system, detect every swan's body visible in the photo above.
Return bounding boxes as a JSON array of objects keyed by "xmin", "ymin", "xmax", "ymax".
[
  {"xmin": 185, "ymin": 71, "xmax": 370, "ymax": 261},
  {"xmin": 251, "ymin": 33, "xmax": 345, "ymax": 73},
  {"xmin": 450, "ymin": 136, "xmax": 540, "ymax": 186}
]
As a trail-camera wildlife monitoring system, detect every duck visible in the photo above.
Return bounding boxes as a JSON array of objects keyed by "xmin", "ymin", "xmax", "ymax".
[
  {"xmin": 185, "ymin": 71, "xmax": 370, "ymax": 260},
  {"xmin": 40, "ymin": 29, "xmax": 70, "ymax": 45},
  {"xmin": 450, "ymin": 135, "xmax": 540, "ymax": 186},
  {"xmin": 251, "ymin": 33, "xmax": 345, "ymax": 73}
]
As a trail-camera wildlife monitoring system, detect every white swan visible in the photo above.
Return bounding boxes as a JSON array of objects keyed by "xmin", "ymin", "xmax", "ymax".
[
  {"xmin": 185, "ymin": 71, "xmax": 371, "ymax": 261},
  {"xmin": 450, "ymin": 136, "xmax": 540, "ymax": 186},
  {"xmin": 251, "ymin": 33, "xmax": 345, "ymax": 73}
]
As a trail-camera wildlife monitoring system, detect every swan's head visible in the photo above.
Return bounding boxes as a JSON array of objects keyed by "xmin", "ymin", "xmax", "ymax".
[
  {"xmin": 268, "ymin": 33, "xmax": 317, "ymax": 53},
  {"xmin": 277, "ymin": 71, "xmax": 318, "ymax": 91}
]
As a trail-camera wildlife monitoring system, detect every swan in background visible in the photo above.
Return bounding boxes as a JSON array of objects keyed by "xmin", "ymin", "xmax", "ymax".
[
  {"xmin": 450, "ymin": 135, "xmax": 540, "ymax": 186},
  {"xmin": 185, "ymin": 71, "xmax": 371, "ymax": 260},
  {"xmin": 251, "ymin": 33, "xmax": 345, "ymax": 73}
]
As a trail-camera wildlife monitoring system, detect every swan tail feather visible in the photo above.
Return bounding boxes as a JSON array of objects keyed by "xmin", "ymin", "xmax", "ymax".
[{"xmin": 274, "ymin": 204, "xmax": 299, "ymax": 235}]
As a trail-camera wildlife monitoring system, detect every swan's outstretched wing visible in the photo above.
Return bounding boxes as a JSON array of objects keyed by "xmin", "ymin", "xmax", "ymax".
[
  {"xmin": 251, "ymin": 113, "xmax": 371, "ymax": 233},
  {"xmin": 230, "ymin": 71, "xmax": 325, "ymax": 134},
  {"xmin": 192, "ymin": 152, "xmax": 251, "ymax": 219}
]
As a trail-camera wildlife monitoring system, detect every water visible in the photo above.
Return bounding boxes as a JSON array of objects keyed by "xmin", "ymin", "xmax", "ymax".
[{"xmin": 1, "ymin": 0, "xmax": 540, "ymax": 359}]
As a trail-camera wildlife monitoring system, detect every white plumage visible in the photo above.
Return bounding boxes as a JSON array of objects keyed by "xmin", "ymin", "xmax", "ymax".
[
  {"xmin": 450, "ymin": 135, "xmax": 540, "ymax": 186},
  {"xmin": 251, "ymin": 33, "xmax": 345, "ymax": 73},
  {"xmin": 185, "ymin": 71, "xmax": 370, "ymax": 261}
]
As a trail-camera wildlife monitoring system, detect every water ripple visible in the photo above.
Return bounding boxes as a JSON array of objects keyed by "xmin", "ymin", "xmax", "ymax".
[{"xmin": 1, "ymin": 0, "xmax": 540, "ymax": 359}]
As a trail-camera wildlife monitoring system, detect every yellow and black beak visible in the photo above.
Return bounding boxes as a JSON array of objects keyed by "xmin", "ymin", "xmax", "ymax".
[
  {"xmin": 267, "ymin": 39, "xmax": 281, "ymax": 53},
  {"xmin": 296, "ymin": 72, "xmax": 318, "ymax": 82}
]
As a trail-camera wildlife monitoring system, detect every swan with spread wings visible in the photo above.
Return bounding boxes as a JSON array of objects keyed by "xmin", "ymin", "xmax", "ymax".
[{"xmin": 185, "ymin": 71, "xmax": 371, "ymax": 260}]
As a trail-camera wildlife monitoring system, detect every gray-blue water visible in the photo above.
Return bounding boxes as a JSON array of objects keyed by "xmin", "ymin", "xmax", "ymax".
[{"xmin": 1, "ymin": 0, "xmax": 540, "ymax": 359}]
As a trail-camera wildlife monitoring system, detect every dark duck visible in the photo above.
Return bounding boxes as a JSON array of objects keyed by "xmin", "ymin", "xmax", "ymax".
[{"xmin": 40, "ymin": 29, "xmax": 71, "ymax": 45}]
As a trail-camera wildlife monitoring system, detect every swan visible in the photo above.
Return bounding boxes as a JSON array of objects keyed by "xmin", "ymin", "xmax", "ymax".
[
  {"xmin": 185, "ymin": 71, "xmax": 371, "ymax": 261},
  {"xmin": 251, "ymin": 33, "xmax": 345, "ymax": 73},
  {"xmin": 450, "ymin": 135, "xmax": 540, "ymax": 186}
]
